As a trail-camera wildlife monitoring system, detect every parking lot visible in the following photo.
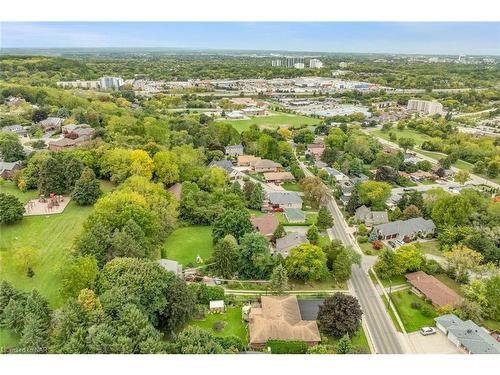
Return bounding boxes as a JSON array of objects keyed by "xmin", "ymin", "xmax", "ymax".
[{"xmin": 408, "ymin": 330, "xmax": 464, "ymax": 354}]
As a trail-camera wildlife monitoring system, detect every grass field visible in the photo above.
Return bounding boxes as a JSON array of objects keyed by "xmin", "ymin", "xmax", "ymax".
[
  {"xmin": 373, "ymin": 128, "xmax": 430, "ymax": 145},
  {"xmin": 324, "ymin": 327, "xmax": 371, "ymax": 353},
  {"xmin": 0, "ymin": 201, "xmax": 93, "ymax": 308},
  {"xmin": 415, "ymin": 240, "xmax": 441, "ymax": 256},
  {"xmin": 217, "ymin": 111, "xmax": 321, "ymax": 133},
  {"xmin": 281, "ymin": 181, "xmax": 301, "ymax": 192},
  {"xmin": 190, "ymin": 307, "xmax": 248, "ymax": 344},
  {"xmin": 0, "ymin": 181, "xmax": 38, "ymax": 203},
  {"xmin": 0, "ymin": 329, "xmax": 20, "ymax": 351},
  {"xmin": 390, "ymin": 290, "xmax": 437, "ymax": 332},
  {"xmin": 162, "ymin": 226, "xmax": 213, "ymax": 266}
]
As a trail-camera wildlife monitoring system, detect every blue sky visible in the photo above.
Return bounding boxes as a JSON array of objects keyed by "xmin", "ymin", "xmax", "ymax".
[{"xmin": 1, "ymin": 22, "xmax": 499, "ymax": 55}]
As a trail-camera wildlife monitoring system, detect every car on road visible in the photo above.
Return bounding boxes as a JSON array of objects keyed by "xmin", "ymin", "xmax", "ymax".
[{"xmin": 419, "ymin": 327, "xmax": 436, "ymax": 336}]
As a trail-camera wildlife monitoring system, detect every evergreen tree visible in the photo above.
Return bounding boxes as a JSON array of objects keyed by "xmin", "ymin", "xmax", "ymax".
[
  {"xmin": 72, "ymin": 167, "xmax": 102, "ymax": 205},
  {"xmin": 306, "ymin": 224, "xmax": 320, "ymax": 244},
  {"xmin": 248, "ymin": 183, "xmax": 264, "ymax": 210},
  {"xmin": 270, "ymin": 264, "xmax": 288, "ymax": 295},
  {"xmin": 273, "ymin": 223, "xmax": 286, "ymax": 240},
  {"xmin": 38, "ymin": 157, "xmax": 65, "ymax": 195},
  {"xmin": 0, "ymin": 193, "xmax": 24, "ymax": 224},
  {"xmin": 332, "ymin": 247, "xmax": 352, "ymax": 282},
  {"xmin": 335, "ymin": 334, "xmax": 352, "ymax": 354},
  {"xmin": 212, "ymin": 235, "xmax": 239, "ymax": 279},
  {"xmin": 316, "ymin": 206, "xmax": 333, "ymax": 231},
  {"xmin": 63, "ymin": 155, "xmax": 84, "ymax": 191},
  {"xmin": 19, "ymin": 290, "xmax": 51, "ymax": 353}
]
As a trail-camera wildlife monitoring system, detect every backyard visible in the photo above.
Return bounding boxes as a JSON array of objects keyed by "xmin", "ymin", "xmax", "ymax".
[
  {"xmin": 324, "ymin": 327, "xmax": 371, "ymax": 353},
  {"xmin": 217, "ymin": 111, "xmax": 321, "ymax": 133},
  {"xmin": 162, "ymin": 226, "xmax": 213, "ymax": 266},
  {"xmin": 415, "ymin": 240, "xmax": 441, "ymax": 256},
  {"xmin": 390, "ymin": 289, "xmax": 437, "ymax": 332},
  {"xmin": 190, "ymin": 306, "xmax": 248, "ymax": 344}
]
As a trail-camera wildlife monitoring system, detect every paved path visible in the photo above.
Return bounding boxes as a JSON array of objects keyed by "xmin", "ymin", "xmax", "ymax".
[{"xmin": 299, "ymin": 161, "xmax": 405, "ymax": 354}]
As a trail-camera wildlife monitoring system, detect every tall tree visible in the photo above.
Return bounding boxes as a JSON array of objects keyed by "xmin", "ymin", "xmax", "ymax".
[
  {"xmin": 19, "ymin": 290, "xmax": 51, "ymax": 353},
  {"xmin": 317, "ymin": 293, "xmax": 362, "ymax": 337},
  {"xmin": 212, "ymin": 209, "xmax": 253, "ymax": 243},
  {"xmin": 0, "ymin": 132, "xmax": 24, "ymax": 161},
  {"xmin": 38, "ymin": 156, "xmax": 65, "ymax": 195},
  {"xmin": 212, "ymin": 235, "xmax": 239, "ymax": 279},
  {"xmin": 72, "ymin": 167, "xmax": 102, "ymax": 205},
  {"xmin": 270, "ymin": 264, "xmax": 289, "ymax": 295},
  {"xmin": 0, "ymin": 193, "xmax": 24, "ymax": 224},
  {"xmin": 285, "ymin": 244, "xmax": 329, "ymax": 282},
  {"xmin": 316, "ymin": 206, "xmax": 334, "ymax": 231}
]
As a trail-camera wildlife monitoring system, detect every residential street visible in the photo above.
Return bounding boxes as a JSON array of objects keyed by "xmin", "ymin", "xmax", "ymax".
[{"xmin": 300, "ymin": 162, "xmax": 405, "ymax": 354}]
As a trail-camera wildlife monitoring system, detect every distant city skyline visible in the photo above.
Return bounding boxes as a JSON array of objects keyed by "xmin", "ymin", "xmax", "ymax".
[{"xmin": 1, "ymin": 22, "xmax": 499, "ymax": 55}]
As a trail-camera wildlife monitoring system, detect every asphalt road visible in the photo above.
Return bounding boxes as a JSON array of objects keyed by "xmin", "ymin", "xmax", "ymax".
[{"xmin": 301, "ymin": 163, "xmax": 404, "ymax": 354}]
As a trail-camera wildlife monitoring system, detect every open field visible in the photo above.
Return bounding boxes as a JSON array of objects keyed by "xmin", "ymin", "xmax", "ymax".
[
  {"xmin": 162, "ymin": 226, "xmax": 213, "ymax": 266},
  {"xmin": 217, "ymin": 111, "xmax": 321, "ymax": 133},
  {"xmin": 0, "ymin": 201, "xmax": 93, "ymax": 308},
  {"xmin": 372, "ymin": 128, "xmax": 430, "ymax": 145},
  {"xmin": 190, "ymin": 307, "xmax": 248, "ymax": 344},
  {"xmin": 390, "ymin": 290, "xmax": 437, "ymax": 332},
  {"xmin": 0, "ymin": 181, "xmax": 38, "ymax": 203}
]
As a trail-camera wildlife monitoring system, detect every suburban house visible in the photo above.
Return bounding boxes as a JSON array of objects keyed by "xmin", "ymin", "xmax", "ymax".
[
  {"xmin": 274, "ymin": 232, "xmax": 309, "ymax": 258},
  {"xmin": 369, "ymin": 217, "xmax": 436, "ymax": 242},
  {"xmin": 237, "ymin": 155, "xmax": 261, "ymax": 167},
  {"xmin": 306, "ymin": 143, "xmax": 325, "ymax": 160},
  {"xmin": 224, "ymin": 144, "xmax": 244, "ymax": 157},
  {"xmin": 225, "ymin": 110, "xmax": 245, "ymax": 119},
  {"xmin": 435, "ymin": 314, "xmax": 500, "ymax": 354},
  {"xmin": 158, "ymin": 259, "xmax": 183, "ymax": 278},
  {"xmin": 39, "ymin": 117, "xmax": 63, "ymax": 132},
  {"xmin": 268, "ymin": 191, "xmax": 303, "ymax": 209},
  {"xmin": 324, "ymin": 167, "xmax": 349, "ymax": 182},
  {"xmin": 167, "ymin": 183, "xmax": 182, "ymax": 201},
  {"xmin": 48, "ymin": 137, "xmax": 82, "ymax": 151},
  {"xmin": 1, "ymin": 125, "xmax": 28, "ymax": 138},
  {"xmin": 248, "ymin": 295, "xmax": 321, "ymax": 348},
  {"xmin": 242, "ymin": 107, "xmax": 267, "ymax": 116},
  {"xmin": 251, "ymin": 159, "xmax": 282, "ymax": 173},
  {"xmin": 339, "ymin": 180, "xmax": 355, "ymax": 206},
  {"xmin": 0, "ymin": 161, "xmax": 22, "ymax": 179},
  {"xmin": 263, "ymin": 171, "xmax": 295, "ymax": 184},
  {"xmin": 410, "ymin": 171, "xmax": 437, "ymax": 182},
  {"xmin": 284, "ymin": 208, "xmax": 306, "ymax": 223},
  {"xmin": 250, "ymin": 214, "xmax": 279, "ymax": 239},
  {"xmin": 208, "ymin": 159, "xmax": 241, "ymax": 181},
  {"xmin": 62, "ymin": 124, "xmax": 95, "ymax": 140},
  {"xmin": 406, "ymin": 271, "xmax": 464, "ymax": 308},
  {"xmin": 355, "ymin": 205, "xmax": 389, "ymax": 226}
]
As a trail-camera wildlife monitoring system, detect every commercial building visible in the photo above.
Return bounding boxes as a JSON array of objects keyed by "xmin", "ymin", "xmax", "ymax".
[
  {"xmin": 309, "ymin": 59, "xmax": 323, "ymax": 69},
  {"xmin": 407, "ymin": 99, "xmax": 443, "ymax": 116},
  {"xmin": 57, "ymin": 76, "xmax": 124, "ymax": 90}
]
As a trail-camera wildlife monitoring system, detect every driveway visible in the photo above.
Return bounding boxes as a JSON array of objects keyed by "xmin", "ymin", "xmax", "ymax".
[{"xmin": 408, "ymin": 331, "xmax": 464, "ymax": 354}]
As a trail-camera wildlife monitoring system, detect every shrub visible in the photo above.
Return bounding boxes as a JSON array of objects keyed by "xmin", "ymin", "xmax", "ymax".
[
  {"xmin": 420, "ymin": 305, "xmax": 435, "ymax": 318},
  {"xmin": 266, "ymin": 340, "xmax": 308, "ymax": 354},
  {"xmin": 215, "ymin": 335, "xmax": 244, "ymax": 352},
  {"xmin": 372, "ymin": 240, "xmax": 383, "ymax": 250},
  {"xmin": 410, "ymin": 302, "xmax": 421, "ymax": 310},
  {"xmin": 357, "ymin": 236, "xmax": 368, "ymax": 244},
  {"xmin": 213, "ymin": 320, "xmax": 226, "ymax": 332}
]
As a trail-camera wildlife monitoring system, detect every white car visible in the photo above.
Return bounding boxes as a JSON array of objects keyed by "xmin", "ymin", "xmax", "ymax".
[{"xmin": 420, "ymin": 327, "xmax": 436, "ymax": 336}]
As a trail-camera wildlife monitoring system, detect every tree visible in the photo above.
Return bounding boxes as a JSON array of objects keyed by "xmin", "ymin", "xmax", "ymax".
[
  {"xmin": 159, "ymin": 277, "xmax": 196, "ymax": 333},
  {"xmin": 402, "ymin": 204, "xmax": 422, "ymax": 220},
  {"xmin": 174, "ymin": 326, "xmax": 224, "ymax": 354},
  {"xmin": 444, "ymin": 244, "xmax": 484, "ymax": 282},
  {"xmin": 299, "ymin": 176, "xmax": 329, "ymax": 209},
  {"xmin": 0, "ymin": 132, "xmax": 24, "ymax": 161},
  {"xmin": 19, "ymin": 289, "xmax": 51, "ymax": 353},
  {"xmin": 153, "ymin": 151, "xmax": 179, "ymax": 187},
  {"xmin": 317, "ymin": 293, "xmax": 362, "ymax": 337},
  {"xmin": 238, "ymin": 232, "xmax": 275, "ymax": 279},
  {"xmin": 61, "ymin": 256, "xmax": 99, "ymax": 300},
  {"xmin": 212, "ymin": 209, "xmax": 253, "ymax": 243},
  {"xmin": 285, "ymin": 244, "xmax": 329, "ymax": 282},
  {"xmin": 439, "ymin": 156, "xmax": 452, "ymax": 170},
  {"xmin": 273, "ymin": 223, "xmax": 286, "ymax": 240},
  {"xmin": 432, "ymin": 195, "xmax": 473, "ymax": 228},
  {"xmin": 374, "ymin": 248, "xmax": 399, "ymax": 279},
  {"xmin": 38, "ymin": 156, "xmax": 65, "ymax": 195},
  {"xmin": 0, "ymin": 193, "xmax": 24, "ymax": 224},
  {"xmin": 316, "ymin": 206, "xmax": 333, "ymax": 231},
  {"xmin": 332, "ymin": 247, "xmax": 352, "ymax": 282},
  {"xmin": 248, "ymin": 183, "xmax": 264, "ymax": 210},
  {"xmin": 306, "ymin": 224, "xmax": 320, "ymax": 244},
  {"xmin": 72, "ymin": 167, "xmax": 102, "ymax": 205},
  {"xmin": 454, "ymin": 170, "xmax": 470, "ymax": 185},
  {"xmin": 484, "ymin": 275, "xmax": 500, "ymax": 321},
  {"xmin": 336, "ymin": 334, "xmax": 352, "ymax": 354},
  {"xmin": 357, "ymin": 181, "xmax": 392, "ymax": 211},
  {"xmin": 394, "ymin": 244, "xmax": 425, "ymax": 274},
  {"xmin": 398, "ymin": 137, "xmax": 416, "ymax": 152},
  {"xmin": 212, "ymin": 235, "xmax": 239, "ymax": 279},
  {"xmin": 199, "ymin": 167, "xmax": 229, "ymax": 192},
  {"xmin": 130, "ymin": 150, "xmax": 153, "ymax": 180},
  {"xmin": 63, "ymin": 155, "xmax": 83, "ymax": 190},
  {"xmin": 417, "ymin": 160, "xmax": 432, "ymax": 172},
  {"xmin": 13, "ymin": 247, "xmax": 39, "ymax": 277},
  {"xmin": 487, "ymin": 161, "xmax": 499, "ymax": 178},
  {"xmin": 270, "ymin": 264, "xmax": 288, "ymax": 294}
]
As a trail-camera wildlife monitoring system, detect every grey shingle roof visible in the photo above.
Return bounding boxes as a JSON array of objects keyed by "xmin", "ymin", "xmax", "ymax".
[
  {"xmin": 268, "ymin": 191, "xmax": 303, "ymax": 205},
  {"xmin": 208, "ymin": 159, "xmax": 234, "ymax": 173},
  {"xmin": 373, "ymin": 217, "xmax": 435, "ymax": 238},
  {"xmin": 436, "ymin": 314, "xmax": 500, "ymax": 354}
]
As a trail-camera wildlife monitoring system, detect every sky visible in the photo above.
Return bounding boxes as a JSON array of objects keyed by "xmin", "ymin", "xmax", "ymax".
[{"xmin": 1, "ymin": 22, "xmax": 499, "ymax": 55}]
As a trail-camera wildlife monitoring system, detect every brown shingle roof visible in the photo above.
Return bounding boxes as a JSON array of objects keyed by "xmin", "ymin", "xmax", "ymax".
[
  {"xmin": 263, "ymin": 172, "xmax": 295, "ymax": 182},
  {"xmin": 250, "ymin": 214, "xmax": 279, "ymax": 237},
  {"xmin": 249, "ymin": 296, "xmax": 321, "ymax": 346},
  {"xmin": 406, "ymin": 271, "xmax": 463, "ymax": 308},
  {"xmin": 167, "ymin": 183, "xmax": 182, "ymax": 201}
]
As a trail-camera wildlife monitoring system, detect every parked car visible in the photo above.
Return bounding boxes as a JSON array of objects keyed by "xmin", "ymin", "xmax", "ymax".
[
  {"xmin": 420, "ymin": 327, "xmax": 436, "ymax": 336},
  {"xmin": 272, "ymin": 207, "xmax": 284, "ymax": 212}
]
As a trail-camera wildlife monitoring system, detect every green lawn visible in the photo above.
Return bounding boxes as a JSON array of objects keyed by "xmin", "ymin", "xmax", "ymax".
[
  {"xmin": 162, "ymin": 226, "xmax": 213, "ymax": 266},
  {"xmin": 276, "ymin": 211, "xmax": 317, "ymax": 225},
  {"xmin": 377, "ymin": 274, "xmax": 408, "ymax": 287},
  {"xmin": 190, "ymin": 307, "xmax": 248, "ymax": 344},
  {"xmin": 373, "ymin": 128, "xmax": 430, "ymax": 145},
  {"xmin": 0, "ymin": 181, "xmax": 38, "ymax": 203},
  {"xmin": 390, "ymin": 290, "xmax": 437, "ymax": 332},
  {"xmin": 415, "ymin": 240, "xmax": 441, "ymax": 256},
  {"xmin": 483, "ymin": 320, "xmax": 500, "ymax": 331},
  {"xmin": 0, "ymin": 329, "xmax": 20, "ymax": 352},
  {"xmin": 382, "ymin": 295, "xmax": 403, "ymax": 332},
  {"xmin": 282, "ymin": 181, "xmax": 301, "ymax": 192},
  {"xmin": 0, "ymin": 202, "xmax": 93, "ymax": 308},
  {"xmin": 217, "ymin": 111, "xmax": 321, "ymax": 133},
  {"xmin": 323, "ymin": 327, "xmax": 371, "ymax": 353}
]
